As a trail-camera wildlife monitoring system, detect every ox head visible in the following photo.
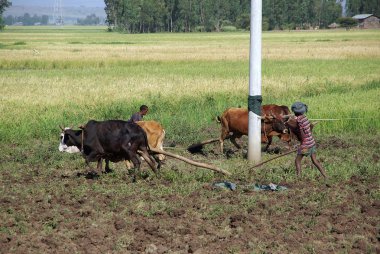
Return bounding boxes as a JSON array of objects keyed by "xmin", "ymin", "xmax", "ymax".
[
  {"xmin": 263, "ymin": 112, "xmax": 289, "ymax": 134},
  {"xmin": 262, "ymin": 113, "xmax": 291, "ymax": 142},
  {"xmin": 58, "ymin": 126, "xmax": 81, "ymax": 153}
]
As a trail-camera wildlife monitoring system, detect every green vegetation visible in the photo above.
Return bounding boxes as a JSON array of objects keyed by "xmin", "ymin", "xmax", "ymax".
[
  {"xmin": 0, "ymin": 28, "xmax": 379, "ymax": 145},
  {"xmin": 3, "ymin": 13, "xmax": 50, "ymax": 26},
  {"xmin": 104, "ymin": 0, "xmax": 342, "ymax": 32},
  {"xmin": 337, "ymin": 17, "xmax": 358, "ymax": 29},
  {"xmin": 103, "ymin": 0, "xmax": 380, "ymax": 32},
  {"xmin": 0, "ymin": 27, "xmax": 379, "ymax": 253},
  {"xmin": 0, "ymin": 0, "xmax": 12, "ymax": 30}
]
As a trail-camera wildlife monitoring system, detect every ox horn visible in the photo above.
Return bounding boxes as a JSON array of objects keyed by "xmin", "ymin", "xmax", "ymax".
[
  {"xmin": 262, "ymin": 111, "xmax": 274, "ymax": 119},
  {"xmin": 268, "ymin": 110, "xmax": 275, "ymax": 119},
  {"xmin": 59, "ymin": 125, "xmax": 65, "ymax": 131},
  {"xmin": 282, "ymin": 114, "xmax": 293, "ymax": 118}
]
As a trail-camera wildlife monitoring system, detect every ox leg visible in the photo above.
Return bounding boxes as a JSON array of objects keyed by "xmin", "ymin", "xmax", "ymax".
[
  {"xmin": 219, "ymin": 127, "xmax": 230, "ymax": 154},
  {"xmin": 105, "ymin": 159, "xmax": 113, "ymax": 173},
  {"xmin": 286, "ymin": 140, "xmax": 292, "ymax": 150},
  {"xmin": 83, "ymin": 154, "xmax": 97, "ymax": 173},
  {"xmin": 125, "ymin": 160, "xmax": 133, "ymax": 170},
  {"xmin": 230, "ymin": 134, "xmax": 242, "ymax": 150},
  {"xmin": 220, "ymin": 133, "xmax": 230, "ymax": 154},
  {"xmin": 156, "ymin": 131, "xmax": 166, "ymax": 161},
  {"xmin": 96, "ymin": 158, "xmax": 103, "ymax": 173},
  {"xmin": 152, "ymin": 155, "xmax": 162, "ymax": 170},
  {"xmin": 264, "ymin": 136, "xmax": 273, "ymax": 152},
  {"xmin": 127, "ymin": 152, "xmax": 141, "ymax": 183},
  {"xmin": 139, "ymin": 148, "xmax": 157, "ymax": 174},
  {"xmin": 220, "ymin": 139, "xmax": 224, "ymax": 154}
]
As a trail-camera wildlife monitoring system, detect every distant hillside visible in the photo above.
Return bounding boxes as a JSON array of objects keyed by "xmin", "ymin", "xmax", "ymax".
[
  {"xmin": 8, "ymin": 0, "xmax": 105, "ymax": 8},
  {"xmin": 4, "ymin": 1, "xmax": 106, "ymax": 25}
]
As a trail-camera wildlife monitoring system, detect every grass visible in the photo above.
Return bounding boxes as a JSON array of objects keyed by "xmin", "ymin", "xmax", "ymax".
[
  {"xmin": 0, "ymin": 27, "xmax": 379, "ymax": 253},
  {"xmin": 0, "ymin": 27, "xmax": 379, "ymax": 148},
  {"xmin": 0, "ymin": 27, "xmax": 379, "ymax": 173}
]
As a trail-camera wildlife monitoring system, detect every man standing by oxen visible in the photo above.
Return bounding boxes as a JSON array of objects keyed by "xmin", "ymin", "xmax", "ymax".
[{"xmin": 286, "ymin": 102, "xmax": 328, "ymax": 179}]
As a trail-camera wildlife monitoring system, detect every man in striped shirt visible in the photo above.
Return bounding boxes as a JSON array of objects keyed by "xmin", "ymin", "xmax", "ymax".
[{"xmin": 291, "ymin": 102, "xmax": 327, "ymax": 179}]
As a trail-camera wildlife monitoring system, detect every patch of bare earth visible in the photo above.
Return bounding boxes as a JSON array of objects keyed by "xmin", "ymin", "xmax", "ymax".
[{"xmin": 0, "ymin": 135, "xmax": 379, "ymax": 253}]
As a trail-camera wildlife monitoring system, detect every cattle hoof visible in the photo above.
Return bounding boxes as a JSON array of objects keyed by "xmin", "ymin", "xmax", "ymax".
[
  {"xmin": 127, "ymin": 168, "xmax": 136, "ymax": 176},
  {"xmin": 139, "ymin": 171, "xmax": 149, "ymax": 179},
  {"xmin": 225, "ymin": 149, "xmax": 235, "ymax": 159},
  {"xmin": 242, "ymin": 149, "xmax": 248, "ymax": 159},
  {"xmin": 85, "ymin": 170, "xmax": 99, "ymax": 179},
  {"xmin": 104, "ymin": 168, "xmax": 114, "ymax": 174}
]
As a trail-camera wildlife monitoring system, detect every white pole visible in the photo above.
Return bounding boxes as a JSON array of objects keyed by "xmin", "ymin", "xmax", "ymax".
[{"xmin": 248, "ymin": 0, "xmax": 262, "ymax": 163}]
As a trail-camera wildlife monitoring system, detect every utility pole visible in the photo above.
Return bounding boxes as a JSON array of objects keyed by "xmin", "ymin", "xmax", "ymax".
[
  {"xmin": 247, "ymin": 0, "xmax": 262, "ymax": 163},
  {"xmin": 53, "ymin": 0, "xmax": 63, "ymax": 26}
]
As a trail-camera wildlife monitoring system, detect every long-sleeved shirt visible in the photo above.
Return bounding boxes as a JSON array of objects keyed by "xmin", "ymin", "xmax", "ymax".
[{"xmin": 296, "ymin": 114, "xmax": 315, "ymax": 149}]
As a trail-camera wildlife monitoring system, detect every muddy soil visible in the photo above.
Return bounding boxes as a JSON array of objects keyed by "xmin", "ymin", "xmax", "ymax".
[{"xmin": 0, "ymin": 136, "xmax": 379, "ymax": 253}]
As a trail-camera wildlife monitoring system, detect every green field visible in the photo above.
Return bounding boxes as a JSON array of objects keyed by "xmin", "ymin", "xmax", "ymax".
[
  {"xmin": 0, "ymin": 27, "xmax": 379, "ymax": 253},
  {"xmin": 1, "ymin": 27, "xmax": 379, "ymax": 143}
]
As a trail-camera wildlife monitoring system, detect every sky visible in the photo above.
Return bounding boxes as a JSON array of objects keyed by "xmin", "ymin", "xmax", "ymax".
[{"xmin": 10, "ymin": 0, "xmax": 105, "ymax": 8}]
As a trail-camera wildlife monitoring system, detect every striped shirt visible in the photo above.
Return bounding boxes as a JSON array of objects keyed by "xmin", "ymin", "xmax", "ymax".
[{"xmin": 296, "ymin": 114, "xmax": 315, "ymax": 149}]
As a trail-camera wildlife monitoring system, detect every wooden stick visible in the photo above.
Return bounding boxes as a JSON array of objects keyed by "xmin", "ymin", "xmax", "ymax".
[
  {"xmin": 249, "ymin": 149, "xmax": 297, "ymax": 170},
  {"xmin": 149, "ymin": 147, "xmax": 231, "ymax": 176}
]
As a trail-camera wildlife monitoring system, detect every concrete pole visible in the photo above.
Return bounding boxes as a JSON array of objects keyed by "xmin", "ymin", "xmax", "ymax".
[{"xmin": 248, "ymin": 0, "xmax": 262, "ymax": 163}]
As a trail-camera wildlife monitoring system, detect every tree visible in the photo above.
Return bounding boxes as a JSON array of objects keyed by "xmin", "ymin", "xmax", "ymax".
[
  {"xmin": 41, "ymin": 15, "xmax": 49, "ymax": 25},
  {"xmin": 103, "ymin": 0, "xmax": 349, "ymax": 33},
  {"xmin": 347, "ymin": 0, "xmax": 380, "ymax": 17},
  {"xmin": 77, "ymin": 14, "xmax": 100, "ymax": 25},
  {"xmin": 0, "ymin": 0, "xmax": 12, "ymax": 30}
]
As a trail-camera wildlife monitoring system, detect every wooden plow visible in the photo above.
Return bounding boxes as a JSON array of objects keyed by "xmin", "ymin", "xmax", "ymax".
[{"xmin": 149, "ymin": 147, "xmax": 231, "ymax": 176}]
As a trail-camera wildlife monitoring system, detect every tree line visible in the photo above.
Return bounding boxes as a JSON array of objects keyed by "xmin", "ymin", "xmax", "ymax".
[
  {"xmin": 3, "ymin": 13, "xmax": 101, "ymax": 26},
  {"xmin": 104, "ymin": 0, "xmax": 380, "ymax": 33},
  {"xmin": 0, "ymin": 0, "xmax": 11, "ymax": 29},
  {"xmin": 77, "ymin": 14, "xmax": 101, "ymax": 26},
  {"xmin": 1, "ymin": 0, "xmax": 379, "ymax": 31},
  {"xmin": 4, "ymin": 13, "xmax": 49, "ymax": 25}
]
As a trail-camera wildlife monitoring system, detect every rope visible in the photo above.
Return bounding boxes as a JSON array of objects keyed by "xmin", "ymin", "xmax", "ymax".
[{"xmin": 308, "ymin": 117, "xmax": 368, "ymax": 121}]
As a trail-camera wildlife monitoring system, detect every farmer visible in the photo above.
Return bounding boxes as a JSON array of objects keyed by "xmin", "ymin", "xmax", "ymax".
[
  {"xmin": 291, "ymin": 102, "xmax": 328, "ymax": 179},
  {"xmin": 128, "ymin": 105, "xmax": 149, "ymax": 123}
]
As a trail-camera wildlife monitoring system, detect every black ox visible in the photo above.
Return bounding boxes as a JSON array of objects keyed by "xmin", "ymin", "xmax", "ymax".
[{"xmin": 60, "ymin": 120, "xmax": 157, "ymax": 179}]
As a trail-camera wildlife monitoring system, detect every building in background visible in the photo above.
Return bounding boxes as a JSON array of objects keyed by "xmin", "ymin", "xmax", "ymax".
[{"xmin": 352, "ymin": 14, "xmax": 380, "ymax": 29}]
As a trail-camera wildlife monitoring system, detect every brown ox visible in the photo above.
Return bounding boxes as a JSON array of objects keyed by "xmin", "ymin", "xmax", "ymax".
[
  {"xmin": 217, "ymin": 106, "xmax": 290, "ymax": 153},
  {"xmin": 262, "ymin": 104, "xmax": 291, "ymax": 121},
  {"xmin": 136, "ymin": 120, "xmax": 166, "ymax": 161}
]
